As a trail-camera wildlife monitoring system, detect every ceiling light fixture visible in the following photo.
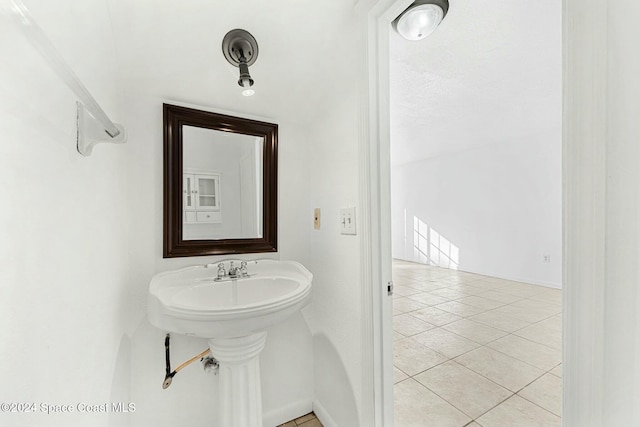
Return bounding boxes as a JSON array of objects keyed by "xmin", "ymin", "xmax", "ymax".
[
  {"xmin": 222, "ymin": 29, "xmax": 259, "ymax": 97},
  {"xmin": 393, "ymin": 0, "xmax": 449, "ymax": 41}
]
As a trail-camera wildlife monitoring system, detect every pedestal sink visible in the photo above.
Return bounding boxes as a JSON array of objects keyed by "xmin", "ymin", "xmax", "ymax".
[{"xmin": 147, "ymin": 259, "xmax": 313, "ymax": 427}]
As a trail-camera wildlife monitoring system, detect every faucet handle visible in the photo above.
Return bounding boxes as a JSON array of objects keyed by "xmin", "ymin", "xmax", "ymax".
[
  {"xmin": 217, "ymin": 263, "xmax": 226, "ymax": 278},
  {"xmin": 240, "ymin": 261, "xmax": 248, "ymax": 275}
]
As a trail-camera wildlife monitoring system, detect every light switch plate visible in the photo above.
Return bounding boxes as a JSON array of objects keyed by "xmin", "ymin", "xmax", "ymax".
[
  {"xmin": 314, "ymin": 208, "xmax": 321, "ymax": 229},
  {"xmin": 340, "ymin": 207, "xmax": 356, "ymax": 235}
]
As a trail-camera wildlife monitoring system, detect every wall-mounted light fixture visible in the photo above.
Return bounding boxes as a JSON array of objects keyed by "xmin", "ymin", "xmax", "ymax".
[
  {"xmin": 222, "ymin": 29, "xmax": 259, "ymax": 96},
  {"xmin": 393, "ymin": 0, "xmax": 449, "ymax": 41}
]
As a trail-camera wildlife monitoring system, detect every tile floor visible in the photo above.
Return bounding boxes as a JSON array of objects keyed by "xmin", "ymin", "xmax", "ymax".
[
  {"xmin": 278, "ymin": 412, "xmax": 323, "ymax": 427},
  {"xmin": 393, "ymin": 260, "xmax": 562, "ymax": 427}
]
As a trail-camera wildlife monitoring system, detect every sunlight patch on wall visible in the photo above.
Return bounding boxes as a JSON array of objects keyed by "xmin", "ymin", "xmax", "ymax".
[{"xmin": 413, "ymin": 216, "xmax": 459, "ymax": 269}]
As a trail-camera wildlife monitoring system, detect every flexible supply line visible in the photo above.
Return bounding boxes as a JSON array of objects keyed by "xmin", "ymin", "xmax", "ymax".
[{"xmin": 162, "ymin": 334, "xmax": 211, "ymax": 389}]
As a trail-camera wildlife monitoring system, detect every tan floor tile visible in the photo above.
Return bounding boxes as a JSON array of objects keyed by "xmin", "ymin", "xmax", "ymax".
[
  {"xmin": 394, "ymin": 379, "xmax": 471, "ymax": 427},
  {"xmin": 518, "ymin": 373, "xmax": 562, "ymax": 416},
  {"xmin": 398, "ymin": 273, "xmax": 432, "ymax": 281},
  {"xmin": 394, "ymin": 337, "xmax": 448, "ymax": 376},
  {"xmin": 278, "ymin": 422, "xmax": 296, "ymax": 427},
  {"xmin": 393, "ymin": 313, "xmax": 436, "ymax": 336},
  {"xmin": 474, "ymin": 277, "xmax": 513, "ymax": 286},
  {"xmin": 487, "ymin": 335, "xmax": 561, "ymax": 371},
  {"xmin": 394, "ymin": 366, "xmax": 409, "ymax": 383},
  {"xmin": 393, "ymin": 276, "xmax": 422, "ymax": 286},
  {"xmin": 476, "ymin": 395, "xmax": 560, "ymax": 427},
  {"xmin": 393, "ymin": 297, "xmax": 427, "ymax": 314},
  {"xmin": 454, "ymin": 346, "xmax": 545, "ymax": 392},
  {"xmin": 409, "ymin": 306, "xmax": 463, "ymax": 326},
  {"xmin": 510, "ymin": 298, "xmax": 562, "ymax": 312},
  {"xmin": 464, "ymin": 273, "xmax": 488, "ymax": 281},
  {"xmin": 434, "ymin": 301, "xmax": 486, "ymax": 317},
  {"xmin": 391, "ymin": 272, "xmax": 412, "ymax": 280},
  {"xmin": 513, "ymin": 317, "xmax": 562, "ymax": 350},
  {"xmin": 466, "ymin": 279, "xmax": 509, "ymax": 290},
  {"xmin": 393, "ymin": 285, "xmax": 423, "ymax": 297},
  {"xmin": 448, "ymin": 284, "xmax": 486, "ymax": 295},
  {"xmin": 414, "ymin": 361, "xmax": 512, "ymax": 419},
  {"xmin": 294, "ymin": 413, "xmax": 316, "ymax": 424},
  {"xmin": 490, "ymin": 278, "xmax": 539, "ymax": 288},
  {"xmin": 407, "ymin": 292, "xmax": 450, "ymax": 306},
  {"xmin": 438, "ymin": 276, "xmax": 481, "ymax": 286},
  {"xmin": 393, "ymin": 262, "xmax": 564, "ymax": 427},
  {"xmin": 429, "ymin": 287, "xmax": 475, "ymax": 300},
  {"xmin": 404, "ymin": 281, "xmax": 448, "ymax": 292},
  {"xmin": 298, "ymin": 419, "xmax": 322, "ymax": 427},
  {"xmin": 475, "ymin": 290, "xmax": 525, "ymax": 304},
  {"xmin": 423, "ymin": 270, "xmax": 453, "ymax": 278},
  {"xmin": 412, "ymin": 327, "xmax": 481, "ymax": 358},
  {"xmin": 442, "ymin": 319, "xmax": 508, "ymax": 344},
  {"xmin": 528, "ymin": 290, "xmax": 562, "ymax": 304},
  {"xmin": 490, "ymin": 303, "xmax": 559, "ymax": 323},
  {"xmin": 456, "ymin": 295, "xmax": 507, "ymax": 310},
  {"xmin": 468, "ymin": 311, "xmax": 532, "ymax": 333},
  {"xmin": 549, "ymin": 364, "xmax": 562, "ymax": 378},
  {"xmin": 394, "ymin": 269, "xmax": 426, "ymax": 276},
  {"xmin": 494, "ymin": 283, "xmax": 548, "ymax": 298}
]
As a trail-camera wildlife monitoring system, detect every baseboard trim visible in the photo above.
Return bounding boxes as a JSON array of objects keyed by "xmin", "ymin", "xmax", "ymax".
[
  {"xmin": 393, "ymin": 258, "xmax": 562, "ymax": 289},
  {"xmin": 263, "ymin": 399, "xmax": 313, "ymax": 427},
  {"xmin": 313, "ymin": 399, "xmax": 338, "ymax": 427},
  {"xmin": 467, "ymin": 269, "xmax": 562, "ymax": 289}
]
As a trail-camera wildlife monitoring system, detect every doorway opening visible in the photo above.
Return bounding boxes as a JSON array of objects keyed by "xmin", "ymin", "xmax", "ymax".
[{"xmin": 386, "ymin": 0, "xmax": 562, "ymax": 425}]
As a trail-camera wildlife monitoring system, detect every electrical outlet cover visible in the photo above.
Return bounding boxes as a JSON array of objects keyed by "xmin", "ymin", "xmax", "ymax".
[{"xmin": 314, "ymin": 208, "xmax": 321, "ymax": 229}]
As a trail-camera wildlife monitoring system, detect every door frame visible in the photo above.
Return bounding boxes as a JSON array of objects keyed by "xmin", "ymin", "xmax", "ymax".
[{"xmin": 357, "ymin": 0, "xmax": 607, "ymax": 425}]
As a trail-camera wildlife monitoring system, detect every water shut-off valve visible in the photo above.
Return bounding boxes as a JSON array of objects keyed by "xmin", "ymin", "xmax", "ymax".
[{"xmin": 162, "ymin": 334, "xmax": 218, "ymax": 389}]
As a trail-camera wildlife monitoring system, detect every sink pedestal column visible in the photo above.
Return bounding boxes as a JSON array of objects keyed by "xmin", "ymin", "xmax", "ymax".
[{"xmin": 208, "ymin": 332, "xmax": 267, "ymax": 427}]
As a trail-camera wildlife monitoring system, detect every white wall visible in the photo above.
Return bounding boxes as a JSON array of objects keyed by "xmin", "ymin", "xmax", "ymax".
[
  {"xmin": 391, "ymin": 130, "xmax": 562, "ymax": 288},
  {"xmin": 103, "ymin": 0, "xmax": 366, "ymax": 424},
  {"xmin": 306, "ymin": 60, "xmax": 363, "ymax": 427},
  {"xmin": 0, "ymin": 3, "xmax": 317, "ymax": 427},
  {"xmin": 0, "ymin": 1, "xmax": 144, "ymax": 426},
  {"xmin": 1, "ymin": 1, "xmax": 367, "ymax": 426},
  {"xmin": 121, "ymin": 95, "xmax": 315, "ymax": 427}
]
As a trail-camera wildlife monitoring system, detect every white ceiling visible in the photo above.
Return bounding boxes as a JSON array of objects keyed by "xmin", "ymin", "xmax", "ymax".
[
  {"xmin": 389, "ymin": 0, "xmax": 561, "ymax": 166},
  {"xmin": 27, "ymin": 0, "xmax": 560, "ymax": 159},
  {"xmin": 106, "ymin": 0, "xmax": 358, "ymax": 124}
]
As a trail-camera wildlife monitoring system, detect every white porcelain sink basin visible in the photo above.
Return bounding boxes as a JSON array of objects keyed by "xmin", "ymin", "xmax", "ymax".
[
  {"xmin": 148, "ymin": 260, "xmax": 313, "ymax": 427},
  {"xmin": 147, "ymin": 260, "xmax": 313, "ymax": 338}
]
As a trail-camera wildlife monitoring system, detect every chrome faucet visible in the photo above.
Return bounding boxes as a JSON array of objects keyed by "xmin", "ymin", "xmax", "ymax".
[{"xmin": 215, "ymin": 260, "xmax": 251, "ymax": 281}]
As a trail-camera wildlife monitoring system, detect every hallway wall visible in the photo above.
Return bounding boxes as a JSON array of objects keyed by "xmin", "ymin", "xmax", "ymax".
[{"xmin": 391, "ymin": 129, "xmax": 562, "ymax": 288}]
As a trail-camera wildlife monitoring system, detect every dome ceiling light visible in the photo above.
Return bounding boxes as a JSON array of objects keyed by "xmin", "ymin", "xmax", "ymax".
[
  {"xmin": 222, "ymin": 29, "xmax": 259, "ymax": 97},
  {"xmin": 392, "ymin": 0, "xmax": 449, "ymax": 41}
]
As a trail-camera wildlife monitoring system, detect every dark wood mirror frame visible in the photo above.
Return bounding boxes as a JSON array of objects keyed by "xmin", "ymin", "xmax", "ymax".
[{"xmin": 163, "ymin": 103, "xmax": 278, "ymax": 257}]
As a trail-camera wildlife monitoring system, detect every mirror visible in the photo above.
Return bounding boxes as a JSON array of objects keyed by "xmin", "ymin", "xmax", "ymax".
[{"xmin": 163, "ymin": 103, "xmax": 277, "ymax": 257}]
